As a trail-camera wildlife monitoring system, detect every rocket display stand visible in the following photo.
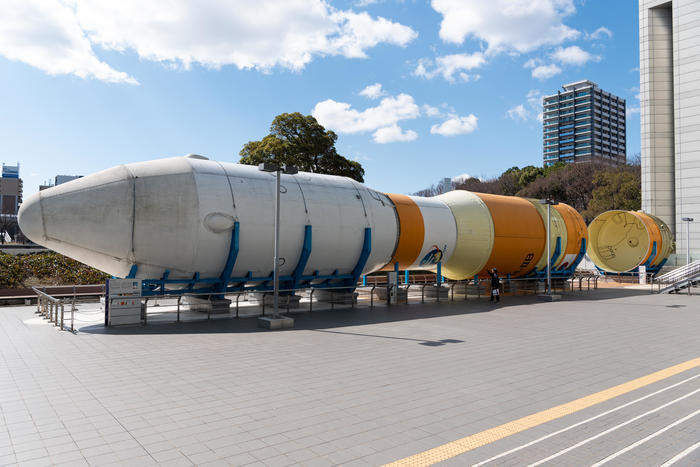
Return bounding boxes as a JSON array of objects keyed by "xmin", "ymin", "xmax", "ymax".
[{"xmin": 130, "ymin": 223, "xmax": 372, "ymax": 298}]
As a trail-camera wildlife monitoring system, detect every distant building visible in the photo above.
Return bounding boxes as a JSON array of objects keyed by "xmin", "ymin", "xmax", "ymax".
[
  {"xmin": 0, "ymin": 163, "xmax": 22, "ymax": 215},
  {"xmin": 640, "ymin": 0, "xmax": 700, "ymax": 264},
  {"xmin": 543, "ymin": 80, "xmax": 626, "ymax": 167},
  {"xmin": 440, "ymin": 177, "xmax": 453, "ymax": 193},
  {"xmin": 39, "ymin": 174, "xmax": 83, "ymax": 191}
]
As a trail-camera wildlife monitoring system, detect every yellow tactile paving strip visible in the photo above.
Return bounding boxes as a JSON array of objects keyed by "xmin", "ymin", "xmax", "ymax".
[{"xmin": 384, "ymin": 357, "xmax": 700, "ymax": 467}]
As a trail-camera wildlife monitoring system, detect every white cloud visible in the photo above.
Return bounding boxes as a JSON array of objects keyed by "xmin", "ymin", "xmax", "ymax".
[
  {"xmin": 527, "ymin": 89, "xmax": 544, "ymax": 122},
  {"xmin": 312, "ymin": 93, "xmax": 420, "ymax": 143},
  {"xmin": 531, "ymin": 63, "xmax": 562, "ymax": 80},
  {"xmin": 422, "ymin": 104, "xmax": 442, "ymax": 117},
  {"xmin": 0, "ymin": 0, "xmax": 416, "ymax": 83},
  {"xmin": 373, "ymin": 124, "xmax": 417, "ymax": 143},
  {"xmin": 0, "ymin": 0, "xmax": 138, "ymax": 84},
  {"xmin": 586, "ymin": 26, "xmax": 613, "ymax": 40},
  {"xmin": 359, "ymin": 83, "xmax": 386, "ymax": 99},
  {"xmin": 431, "ymin": 0, "xmax": 579, "ymax": 54},
  {"xmin": 507, "ymin": 89, "xmax": 543, "ymax": 122},
  {"xmin": 430, "ymin": 115, "xmax": 478, "ymax": 136},
  {"xmin": 551, "ymin": 46, "xmax": 599, "ymax": 66},
  {"xmin": 414, "ymin": 52, "xmax": 485, "ymax": 82},
  {"xmin": 627, "ymin": 106, "xmax": 640, "ymax": 117},
  {"xmin": 312, "ymin": 93, "xmax": 420, "ymax": 133},
  {"xmin": 523, "ymin": 58, "xmax": 543, "ymax": 69},
  {"xmin": 506, "ymin": 104, "xmax": 529, "ymax": 121}
]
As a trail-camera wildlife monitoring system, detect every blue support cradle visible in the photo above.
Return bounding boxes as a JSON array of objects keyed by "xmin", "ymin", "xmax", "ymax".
[{"xmin": 136, "ymin": 223, "xmax": 372, "ymax": 296}]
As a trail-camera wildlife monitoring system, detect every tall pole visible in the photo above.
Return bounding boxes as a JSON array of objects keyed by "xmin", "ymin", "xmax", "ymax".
[
  {"xmin": 546, "ymin": 203, "xmax": 551, "ymax": 295},
  {"xmin": 687, "ymin": 220, "xmax": 691, "ymax": 266},
  {"xmin": 273, "ymin": 169, "xmax": 281, "ymax": 318}
]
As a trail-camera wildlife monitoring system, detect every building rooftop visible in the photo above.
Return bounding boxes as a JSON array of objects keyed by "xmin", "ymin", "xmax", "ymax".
[
  {"xmin": 1, "ymin": 163, "xmax": 20, "ymax": 179},
  {"xmin": 562, "ymin": 80, "xmax": 598, "ymax": 91}
]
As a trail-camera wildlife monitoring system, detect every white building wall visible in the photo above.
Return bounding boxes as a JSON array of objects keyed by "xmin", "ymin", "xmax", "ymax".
[{"xmin": 640, "ymin": 0, "xmax": 700, "ymax": 265}]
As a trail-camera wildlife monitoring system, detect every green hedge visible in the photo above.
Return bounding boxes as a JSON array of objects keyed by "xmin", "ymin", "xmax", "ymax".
[{"xmin": 0, "ymin": 252, "xmax": 110, "ymax": 288}]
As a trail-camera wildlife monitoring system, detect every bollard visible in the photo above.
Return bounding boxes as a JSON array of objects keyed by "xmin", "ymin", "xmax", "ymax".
[
  {"xmin": 177, "ymin": 296, "xmax": 182, "ymax": 323},
  {"xmin": 60, "ymin": 303, "xmax": 64, "ymax": 330},
  {"xmin": 309, "ymin": 289, "xmax": 314, "ymax": 313},
  {"xmin": 370, "ymin": 285, "xmax": 376, "ymax": 308},
  {"xmin": 236, "ymin": 294, "xmax": 241, "ymax": 318}
]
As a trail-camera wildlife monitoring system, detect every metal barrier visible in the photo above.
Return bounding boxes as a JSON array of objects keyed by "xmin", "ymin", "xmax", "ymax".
[
  {"xmin": 650, "ymin": 260, "xmax": 700, "ymax": 294},
  {"xmin": 93, "ymin": 274, "xmax": 600, "ymax": 328},
  {"xmin": 32, "ymin": 287, "xmax": 74, "ymax": 332}
]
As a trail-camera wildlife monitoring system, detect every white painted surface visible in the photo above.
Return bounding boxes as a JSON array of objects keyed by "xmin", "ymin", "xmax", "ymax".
[
  {"xmin": 18, "ymin": 156, "xmax": 398, "ymax": 281},
  {"xmin": 473, "ymin": 373, "xmax": 700, "ymax": 467},
  {"xmin": 407, "ymin": 195, "xmax": 457, "ymax": 269}
]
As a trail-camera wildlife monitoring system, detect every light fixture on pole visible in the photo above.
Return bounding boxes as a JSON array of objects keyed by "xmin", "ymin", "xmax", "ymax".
[
  {"xmin": 258, "ymin": 162, "xmax": 298, "ymax": 318},
  {"xmin": 682, "ymin": 217, "xmax": 694, "ymax": 265},
  {"xmin": 539, "ymin": 199, "xmax": 559, "ymax": 295}
]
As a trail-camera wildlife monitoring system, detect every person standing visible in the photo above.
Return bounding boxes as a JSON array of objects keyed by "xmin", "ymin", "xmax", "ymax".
[{"xmin": 489, "ymin": 268, "xmax": 500, "ymax": 303}]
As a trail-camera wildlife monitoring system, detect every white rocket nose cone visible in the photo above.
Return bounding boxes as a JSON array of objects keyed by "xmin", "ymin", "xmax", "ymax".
[
  {"xmin": 16, "ymin": 165, "xmax": 137, "ymax": 277},
  {"xmin": 18, "ymin": 192, "xmax": 44, "ymax": 243}
]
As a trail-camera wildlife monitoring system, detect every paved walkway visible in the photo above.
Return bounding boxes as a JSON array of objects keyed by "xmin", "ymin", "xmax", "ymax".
[{"xmin": 0, "ymin": 289, "xmax": 698, "ymax": 466}]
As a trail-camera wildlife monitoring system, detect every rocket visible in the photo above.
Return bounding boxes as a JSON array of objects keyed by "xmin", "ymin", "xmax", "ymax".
[
  {"xmin": 587, "ymin": 210, "xmax": 673, "ymax": 273},
  {"xmin": 18, "ymin": 155, "xmax": 588, "ymax": 288}
]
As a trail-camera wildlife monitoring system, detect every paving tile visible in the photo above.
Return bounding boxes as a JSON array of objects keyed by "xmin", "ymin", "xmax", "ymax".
[{"xmin": 1, "ymin": 292, "xmax": 699, "ymax": 467}]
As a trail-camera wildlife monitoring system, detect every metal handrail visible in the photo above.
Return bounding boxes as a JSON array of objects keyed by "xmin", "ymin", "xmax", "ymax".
[
  {"xmin": 32, "ymin": 287, "xmax": 73, "ymax": 332},
  {"xmin": 651, "ymin": 261, "xmax": 700, "ymax": 294},
  {"xmin": 655, "ymin": 260, "xmax": 700, "ymax": 282}
]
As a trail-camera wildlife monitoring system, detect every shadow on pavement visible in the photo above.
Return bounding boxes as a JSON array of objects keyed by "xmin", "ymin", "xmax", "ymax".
[{"xmin": 78, "ymin": 287, "xmax": 653, "ymax": 336}]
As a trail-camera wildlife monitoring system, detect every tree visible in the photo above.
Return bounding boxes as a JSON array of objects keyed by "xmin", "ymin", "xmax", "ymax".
[
  {"xmin": 239, "ymin": 112, "xmax": 365, "ymax": 182},
  {"xmin": 582, "ymin": 165, "xmax": 641, "ymax": 220},
  {"xmin": 518, "ymin": 162, "xmax": 603, "ymax": 212}
]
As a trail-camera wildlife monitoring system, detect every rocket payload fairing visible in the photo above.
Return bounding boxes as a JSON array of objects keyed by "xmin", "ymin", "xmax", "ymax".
[{"xmin": 18, "ymin": 155, "xmax": 588, "ymax": 285}]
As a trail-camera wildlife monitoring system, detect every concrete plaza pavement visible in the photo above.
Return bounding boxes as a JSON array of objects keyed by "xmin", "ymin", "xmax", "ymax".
[{"xmin": 0, "ymin": 288, "xmax": 698, "ymax": 466}]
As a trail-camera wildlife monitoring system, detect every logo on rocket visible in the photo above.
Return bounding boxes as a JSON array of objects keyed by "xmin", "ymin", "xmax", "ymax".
[{"xmin": 419, "ymin": 244, "xmax": 445, "ymax": 266}]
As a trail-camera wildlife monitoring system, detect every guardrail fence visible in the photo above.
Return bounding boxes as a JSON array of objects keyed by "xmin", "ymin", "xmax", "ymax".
[{"xmin": 32, "ymin": 287, "xmax": 75, "ymax": 332}]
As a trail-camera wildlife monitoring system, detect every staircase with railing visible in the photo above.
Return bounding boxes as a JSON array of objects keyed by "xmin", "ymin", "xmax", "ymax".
[{"xmin": 651, "ymin": 260, "xmax": 700, "ymax": 294}]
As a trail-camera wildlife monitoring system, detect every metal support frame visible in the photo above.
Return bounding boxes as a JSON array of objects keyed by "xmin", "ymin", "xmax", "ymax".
[
  {"xmin": 218, "ymin": 221, "xmax": 240, "ymax": 293},
  {"xmin": 136, "ymin": 224, "xmax": 372, "ymax": 297}
]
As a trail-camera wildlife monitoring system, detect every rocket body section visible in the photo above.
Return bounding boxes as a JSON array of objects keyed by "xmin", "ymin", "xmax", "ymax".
[
  {"xmin": 587, "ymin": 210, "xmax": 673, "ymax": 273},
  {"xmin": 19, "ymin": 156, "xmax": 589, "ymax": 285}
]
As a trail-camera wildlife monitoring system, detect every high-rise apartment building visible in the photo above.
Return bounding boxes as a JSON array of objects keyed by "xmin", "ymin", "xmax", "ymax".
[
  {"xmin": 640, "ymin": 0, "xmax": 700, "ymax": 265},
  {"xmin": 0, "ymin": 163, "xmax": 22, "ymax": 215},
  {"xmin": 543, "ymin": 80, "xmax": 626, "ymax": 166}
]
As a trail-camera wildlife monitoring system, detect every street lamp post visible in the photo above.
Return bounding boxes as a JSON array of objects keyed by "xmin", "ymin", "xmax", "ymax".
[
  {"xmin": 258, "ymin": 162, "xmax": 298, "ymax": 318},
  {"xmin": 539, "ymin": 199, "xmax": 559, "ymax": 295},
  {"xmin": 682, "ymin": 217, "xmax": 694, "ymax": 265}
]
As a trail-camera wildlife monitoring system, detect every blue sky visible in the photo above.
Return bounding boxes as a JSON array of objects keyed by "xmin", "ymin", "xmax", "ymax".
[{"xmin": 0, "ymin": 0, "xmax": 640, "ymax": 197}]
